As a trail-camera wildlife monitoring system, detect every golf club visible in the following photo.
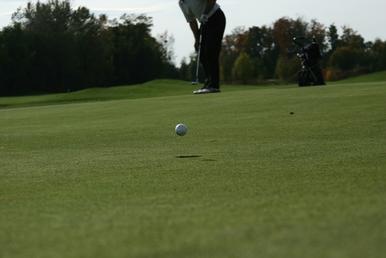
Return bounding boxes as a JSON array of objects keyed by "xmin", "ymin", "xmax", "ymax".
[{"xmin": 192, "ymin": 28, "xmax": 203, "ymax": 85}]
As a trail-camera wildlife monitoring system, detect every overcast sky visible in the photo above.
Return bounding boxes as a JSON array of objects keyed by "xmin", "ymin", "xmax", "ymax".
[{"xmin": 1, "ymin": 0, "xmax": 386, "ymax": 64}]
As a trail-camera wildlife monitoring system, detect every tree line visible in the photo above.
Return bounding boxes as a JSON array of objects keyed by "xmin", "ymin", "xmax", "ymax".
[
  {"xmin": 180, "ymin": 17, "xmax": 386, "ymax": 83},
  {"xmin": 0, "ymin": 0, "xmax": 177, "ymax": 96},
  {"xmin": 185, "ymin": 17, "xmax": 386, "ymax": 84}
]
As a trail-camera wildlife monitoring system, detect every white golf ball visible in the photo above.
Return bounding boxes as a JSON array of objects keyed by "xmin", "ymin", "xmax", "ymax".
[{"xmin": 175, "ymin": 124, "xmax": 188, "ymax": 136}]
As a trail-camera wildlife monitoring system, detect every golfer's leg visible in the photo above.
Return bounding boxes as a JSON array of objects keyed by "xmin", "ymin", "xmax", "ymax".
[{"xmin": 206, "ymin": 10, "xmax": 226, "ymax": 89}]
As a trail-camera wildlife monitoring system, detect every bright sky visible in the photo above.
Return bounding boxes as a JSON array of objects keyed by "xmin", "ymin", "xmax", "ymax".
[{"xmin": 1, "ymin": 0, "xmax": 386, "ymax": 64}]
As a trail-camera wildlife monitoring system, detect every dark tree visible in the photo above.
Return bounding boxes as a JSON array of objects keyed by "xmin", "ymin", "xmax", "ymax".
[{"xmin": 0, "ymin": 0, "xmax": 177, "ymax": 96}]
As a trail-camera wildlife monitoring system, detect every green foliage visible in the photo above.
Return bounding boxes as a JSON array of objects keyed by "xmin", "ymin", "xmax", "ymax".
[
  {"xmin": 275, "ymin": 56, "xmax": 301, "ymax": 82},
  {"xmin": 369, "ymin": 39, "xmax": 386, "ymax": 71},
  {"xmin": 219, "ymin": 27, "xmax": 247, "ymax": 82},
  {"xmin": 273, "ymin": 18, "xmax": 299, "ymax": 54},
  {"xmin": 213, "ymin": 17, "xmax": 386, "ymax": 84},
  {"xmin": 0, "ymin": 0, "xmax": 176, "ymax": 96},
  {"xmin": 232, "ymin": 52, "xmax": 255, "ymax": 83},
  {"xmin": 340, "ymin": 27, "xmax": 365, "ymax": 49},
  {"xmin": 327, "ymin": 24, "xmax": 339, "ymax": 51},
  {"xmin": 329, "ymin": 47, "xmax": 365, "ymax": 71},
  {"xmin": 245, "ymin": 26, "xmax": 278, "ymax": 79}
]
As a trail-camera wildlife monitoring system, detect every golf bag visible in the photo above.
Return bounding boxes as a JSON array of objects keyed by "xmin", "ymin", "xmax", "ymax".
[{"xmin": 293, "ymin": 37, "xmax": 325, "ymax": 87}]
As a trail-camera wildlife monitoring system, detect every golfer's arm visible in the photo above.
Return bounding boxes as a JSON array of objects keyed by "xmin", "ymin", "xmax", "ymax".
[
  {"xmin": 188, "ymin": 0, "xmax": 216, "ymax": 40},
  {"xmin": 189, "ymin": 20, "xmax": 200, "ymax": 41}
]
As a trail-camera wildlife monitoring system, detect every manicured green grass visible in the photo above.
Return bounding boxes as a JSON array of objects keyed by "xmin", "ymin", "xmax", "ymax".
[
  {"xmin": 1, "ymin": 71, "xmax": 385, "ymax": 109},
  {"xmin": 337, "ymin": 70, "xmax": 386, "ymax": 83},
  {"xmin": 0, "ymin": 79, "xmax": 385, "ymax": 258},
  {"xmin": 0, "ymin": 80, "xmax": 192, "ymax": 108},
  {"xmin": 0, "ymin": 80, "xmax": 258, "ymax": 109}
]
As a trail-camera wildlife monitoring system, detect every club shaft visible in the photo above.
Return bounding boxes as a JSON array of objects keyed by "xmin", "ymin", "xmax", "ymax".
[{"xmin": 195, "ymin": 30, "xmax": 202, "ymax": 83}]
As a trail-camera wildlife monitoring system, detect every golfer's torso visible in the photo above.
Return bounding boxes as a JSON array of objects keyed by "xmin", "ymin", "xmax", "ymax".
[{"xmin": 180, "ymin": 0, "xmax": 220, "ymax": 19}]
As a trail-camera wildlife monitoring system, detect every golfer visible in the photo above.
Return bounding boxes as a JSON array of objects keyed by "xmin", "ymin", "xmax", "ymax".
[{"xmin": 179, "ymin": 0, "xmax": 226, "ymax": 94}]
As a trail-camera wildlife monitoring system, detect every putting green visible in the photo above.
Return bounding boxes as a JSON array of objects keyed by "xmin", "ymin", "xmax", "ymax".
[{"xmin": 1, "ymin": 79, "xmax": 385, "ymax": 258}]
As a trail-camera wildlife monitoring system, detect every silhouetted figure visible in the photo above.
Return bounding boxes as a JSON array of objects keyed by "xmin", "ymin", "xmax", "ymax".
[{"xmin": 294, "ymin": 37, "xmax": 325, "ymax": 87}]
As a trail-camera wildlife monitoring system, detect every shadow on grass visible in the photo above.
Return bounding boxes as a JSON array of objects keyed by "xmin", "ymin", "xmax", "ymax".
[
  {"xmin": 176, "ymin": 155, "xmax": 202, "ymax": 159},
  {"xmin": 176, "ymin": 155, "xmax": 217, "ymax": 162}
]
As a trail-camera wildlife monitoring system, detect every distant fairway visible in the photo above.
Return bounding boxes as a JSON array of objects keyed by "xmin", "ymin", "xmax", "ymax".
[
  {"xmin": 1, "ymin": 77, "xmax": 386, "ymax": 258},
  {"xmin": 335, "ymin": 70, "xmax": 386, "ymax": 84}
]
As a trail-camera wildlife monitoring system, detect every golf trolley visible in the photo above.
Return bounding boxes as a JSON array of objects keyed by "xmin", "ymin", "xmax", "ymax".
[{"xmin": 293, "ymin": 37, "xmax": 325, "ymax": 87}]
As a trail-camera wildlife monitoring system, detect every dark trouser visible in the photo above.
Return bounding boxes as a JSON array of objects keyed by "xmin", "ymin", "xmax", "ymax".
[{"xmin": 200, "ymin": 9, "xmax": 226, "ymax": 89}]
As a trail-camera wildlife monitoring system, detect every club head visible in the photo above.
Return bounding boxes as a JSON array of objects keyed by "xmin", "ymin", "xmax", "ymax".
[{"xmin": 191, "ymin": 81, "xmax": 199, "ymax": 85}]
